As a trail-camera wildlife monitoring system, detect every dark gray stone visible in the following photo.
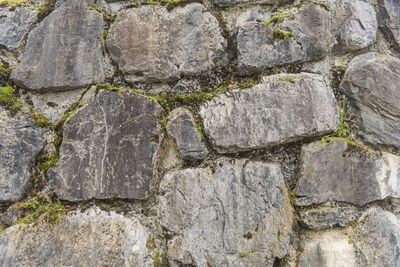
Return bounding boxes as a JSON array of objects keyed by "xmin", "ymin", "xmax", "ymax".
[
  {"xmin": 0, "ymin": 108, "xmax": 44, "ymax": 202},
  {"xmin": 106, "ymin": 3, "xmax": 227, "ymax": 83},
  {"xmin": 200, "ymin": 73, "xmax": 339, "ymax": 153},
  {"xmin": 0, "ymin": 7, "xmax": 38, "ymax": 51},
  {"xmin": 50, "ymin": 90, "xmax": 163, "ymax": 201},
  {"xmin": 0, "ymin": 206, "xmax": 21, "ymax": 226},
  {"xmin": 158, "ymin": 158, "xmax": 293, "ymax": 266},
  {"xmin": 299, "ymin": 206, "xmax": 359, "ymax": 229},
  {"xmin": 378, "ymin": 0, "xmax": 400, "ymax": 49},
  {"xmin": 166, "ymin": 107, "xmax": 208, "ymax": 160},
  {"xmin": 340, "ymin": 53, "xmax": 400, "ymax": 147},
  {"xmin": 237, "ymin": 4, "xmax": 334, "ymax": 75},
  {"xmin": 213, "ymin": 0, "xmax": 293, "ymax": 6},
  {"xmin": 10, "ymin": 0, "xmax": 106, "ymax": 93},
  {"xmin": 0, "ymin": 207, "xmax": 152, "ymax": 266},
  {"xmin": 296, "ymin": 139, "xmax": 400, "ymax": 206}
]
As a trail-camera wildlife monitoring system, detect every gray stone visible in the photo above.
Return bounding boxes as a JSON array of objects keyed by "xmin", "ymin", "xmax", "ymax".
[
  {"xmin": 50, "ymin": 90, "xmax": 163, "ymax": 201},
  {"xmin": 335, "ymin": 0, "xmax": 377, "ymax": 54},
  {"xmin": 166, "ymin": 107, "xmax": 208, "ymax": 160},
  {"xmin": 106, "ymin": 3, "xmax": 226, "ymax": 83},
  {"xmin": 237, "ymin": 4, "xmax": 334, "ymax": 75},
  {"xmin": 10, "ymin": 0, "xmax": 106, "ymax": 93},
  {"xmin": 352, "ymin": 206, "xmax": 400, "ymax": 266},
  {"xmin": 0, "ymin": 206, "xmax": 21, "ymax": 226},
  {"xmin": 299, "ymin": 206, "xmax": 359, "ymax": 230},
  {"xmin": 340, "ymin": 53, "xmax": 400, "ymax": 147},
  {"xmin": 296, "ymin": 139, "xmax": 400, "ymax": 206},
  {"xmin": 200, "ymin": 73, "xmax": 339, "ymax": 153},
  {"xmin": 0, "ymin": 207, "xmax": 152, "ymax": 266},
  {"xmin": 0, "ymin": 7, "xmax": 38, "ymax": 51},
  {"xmin": 378, "ymin": 0, "xmax": 400, "ymax": 49},
  {"xmin": 158, "ymin": 158, "xmax": 293, "ymax": 267},
  {"xmin": 213, "ymin": 0, "xmax": 293, "ymax": 6},
  {"xmin": 0, "ymin": 108, "xmax": 44, "ymax": 202}
]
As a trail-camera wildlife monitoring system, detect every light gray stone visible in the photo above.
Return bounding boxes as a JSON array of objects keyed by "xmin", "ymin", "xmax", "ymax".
[
  {"xmin": 0, "ymin": 207, "xmax": 152, "ymax": 266},
  {"xmin": 352, "ymin": 206, "xmax": 400, "ymax": 266},
  {"xmin": 0, "ymin": 108, "xmax": 44, "ymax": 202},
  {"xmin": 50, "ymin": 90, "xmax": 163, "ymax": 201},
  {"xmin": 166, "ymin": 107, "xmax": 208, "ymax": 160},
  {"xmin": 200, "ymin": 73, "xmax": 339, "ymax": 153},
  {"xmin": 213, "ymin": 0, "xmax": 293, "ymax": 6},
  {"xmin": 335, "ymin": 0, "xmax": 377, "ymax": 54},
  {"xmin": 340, "ymin": 53, "xmax": 400, "ymax": 147},
  {"xmin": 296, "ymin": 139, "xmax": 400, "ymax": 206},
  {"xmin": 158, "ymin": 158, "xmax": 293, "ymax": 267},
  {"xmin": 237, "ymin": 4, "xmax": 334, "ymax": 75},
  {"xmin": 299, "ymin": 206, "xmax": 359, "ymax": 230},
  {"xmin": 106, "ymin": 3, "xmax": 227, "ymax": 83},
  {"xmin": 0, "ymin": 7, "xmax": 38, "ymax": 51},
  {"xmin": 10, "ymin": 0, "xmax": 106, "ymax": 93},
  {"xmin": 378, "ymin": 0, "xmax": 400, "ymax": 49}
]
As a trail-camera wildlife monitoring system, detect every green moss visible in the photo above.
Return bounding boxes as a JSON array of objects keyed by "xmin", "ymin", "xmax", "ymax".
[
  {"xmin": 0, "ymin": 64, "xmax": 14, "ymax": 78},
  {"xmin": 0, "ymin": 0, "xmax": 33, "ymax": 7},
  {"xmin": 88, "ymin": 4, "xmax": 117, "ymax": 24},
  {"xmin": 0, "ymin": 86, "xmax": 22, "ymax": 114},
  {"xmin": 263, "ymin": 10, "xmax": 293, "ymax": 26},
  {"xmin": 101, "ymin": 29, "xmax": 108, "ymax": 45},
  {"xmin": 38, "ymin": 152, "xmax": 59, "ymax": 174},
  {"xmin": 273, "ymin": 27, "xmax": 292, "ymax": 40},
  {"xmin": 29, "ymin": 109, "xmax": 54, "ymax": 128}
]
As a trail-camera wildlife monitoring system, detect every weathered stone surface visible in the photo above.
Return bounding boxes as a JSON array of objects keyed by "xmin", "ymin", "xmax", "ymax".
[
  {"xmin": 378, "ymin": 0, "xmax": 400, "ymax": 49},
  {"xmin": 213, "ymin": 0, "xmax": 293, "ymax": 6},
  {"xmin": 299, "ymin": 206, "xmax": 359, "ymax": 230},
  {"xmin": 0, "ymin": 108, "xmax": 44, "ymax": 202},
  {"xmin": 237, "ymin": 4, "xmax": 334, "ymax": 75},
  {"xmin": 0, "ymin": 207, "xmax": 152, "ymax": 266},
  {"xmin": 335, "ymin": 0, "xmax": 377, "ymax": 54},
  {"xmin": 200, "ymin": 73, "xmax": 339, "ymax": 153},
  {"xmin": 0, "ymin": 7, "xmax": 38, "ymax": 51},
  {"xmin": 166, "ymin": 107, "xmax": 208, "ymax": 160},
  {"xmin": 10, "ymin": 0, "xmax": 106, "ymax": 93},
  {"xmin": 158, "ymin": 158, "xmax": 293, "ymax": 266},
  {"xmin": 296, "ymin": 139, "xmax": 400, "ymax": 206},
  {"xmin": 106, "ymin": 3, "xmax": 226, "ymax": 83},
  {"xmin": 352, "ymin": 207, "xmax": 400, "ymax": 266},
  {"xmin": 340, "ymin": 53, "xmax": 400, "ymax": 147},
  {"xmin": 298, "ymin": 230, "xmax": 356, "ymax": 267},
  {"xmin": 50, "ymin": 90, "xmax": 163, "ymax": 201}
]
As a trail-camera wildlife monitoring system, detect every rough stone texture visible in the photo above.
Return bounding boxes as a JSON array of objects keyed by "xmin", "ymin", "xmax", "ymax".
[
  {"xmin": 237, "ymin": 4, "xmax": 334, "ymax": 75},
  {"xmin": 340, "ymin": 53, "xmax": 400, "ymax": 147},
  {"xmin": 298, "ymin": 230, "xmax": 356, "ymax": 267},
  {"xmin": 166, "ymin": 108, "xmax": 208, "ymax": 160},
  {"xmin": 335, "ymin": 0, "xmax": 377, "ymax": 54},
  {"xmin": 378, "ymin": 0, "xmax": 400, "ymax": 49},
  {"xmin": 158, "ymin": 158, "xmax": 293, "ymax": 267},
  {"xmin": 10, "ymin": 0, "xmax": 106, "ymax": 93},
  {"xmin": 0, "ymin": 108, "xmax": 44, "ymax": 202},
  {"xmin": 200, "ymin": 73, "xmax": 339, "ymax": 153},
  {"xmin": 0, "ymin": 207, "xmax": 152, "ymax": 266},
  {"xmin": 296, "ymin": 139, "xmax": 400, "ymax": 206},
  {"xmin": 0, "ymin": 7, "xmax": 38, "ymax": 51},
  {"xmin": 213, "ymin": 0, "xmax": 293, "ymax": 6},
  {"xmin": 299, "ymin": 206, "xmax": 359, "ymax": 230},
  {"xmin": 50, "ymin": 90, "xmax": 163, "ymax": 201},
  {"xmin": 106, "ymin": 3, "xmax": 226, "ymax": 83},
  {"xmin": 352, "ymin": 206, "xmax": 400, "ymax": 266}
]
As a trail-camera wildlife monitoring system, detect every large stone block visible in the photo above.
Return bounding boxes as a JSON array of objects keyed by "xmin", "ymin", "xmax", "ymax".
[
  {"xmin": 10, "ymin": 0, "xmax": 106, "ymax": 93},
  {"xmin": 200, "ymin": 73, "xmax": 339, "ymax": 153},
  {"xmin": 106, "ymin": 3, "xmax": 226, "ymax": 83},
  {"xmin": 296, "ymin": 139, "xmax": 400, "ymax": 206},
  {"xmin": 50, "ymin": 90, "xmax": 163, "ymax": 201},
  {"xmin": 237, "ymin": 4, "xmax": 334, "ymax": 75},
  {"xmin": 0, "ymin": 108, "xmax": 44, "ymax": 202},
  {"xmin": 158, "ymin": 158, "xmax": 293, "ymax": 267},
  {"xmin": 340, "ymin": 53, "xmax": 400, "ymax": 147},
  {"xmin": 378, "ymin": 0, "xmax": 400, "ymax": 49},
  {"xmin": 0, "ymin": 207, "xmax": 152, "ymax": 266},
  {"xmin": 0, "ymin": 7, "xmax": 38, "ymax": 51}
]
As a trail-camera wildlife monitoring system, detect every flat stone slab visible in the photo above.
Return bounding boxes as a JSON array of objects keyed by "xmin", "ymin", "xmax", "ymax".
[
  {"xmin": 296, "ymin": 139, "xmax": 400, "ymax": 206},
  {"xmin": 0, "ymin": 108, "xmax": 44, "ymax": 202},
  {"xmin": 237, "ymin": 4, "xmax": 334, "ymax": 75},
  {"xmin": 378, "ymin": 0, "xmax": 400, "ymax": 49},
  {"xmin": 340, "ymin": 53, "xmax": 400, "ymax": 147},
  {"xmin": 0, "ymin": 7, "xmax": 38, "ymax": 51},
  {"xmin": 158, "ymin": 158, "xmax": 293, "ymax": 266},
  {"xmin": 166, "ymin": 107, "xmax": 208, "ymax": 160},
  {"xmin": 10, "ymin": 0, "xmax": 106, "ymax": 93},
  {"xmin": 0, "ymin": 207, "xmax": 152, "ymax": 266},
  {"xmin": 298, "ymin": 206, "xmax": 359, "ymax": 230},
  {"xmin": 200, "ymin": 73, "xmax": 339, "ymax": 153},
  {"xmin": 106, "ymin": 3, "xmax": 226, "ymax": 83},
  {"xmin": 50, "ymin": 90, "xmax": 163, "ymax": 201}
]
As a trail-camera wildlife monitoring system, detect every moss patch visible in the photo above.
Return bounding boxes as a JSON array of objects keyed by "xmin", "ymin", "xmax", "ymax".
[
  {"xmin": 272, "ymin": 27, "xmax": 292, "ymax": 40},
  {"xmin": 0, "ymin": 86, "xmax": 22, "ymax": 114}
]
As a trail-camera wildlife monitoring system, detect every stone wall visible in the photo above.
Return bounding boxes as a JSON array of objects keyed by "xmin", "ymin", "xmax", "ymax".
[{"xmin": 1, "ymin": 0, "xmax": 400, "ymax": 266}]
